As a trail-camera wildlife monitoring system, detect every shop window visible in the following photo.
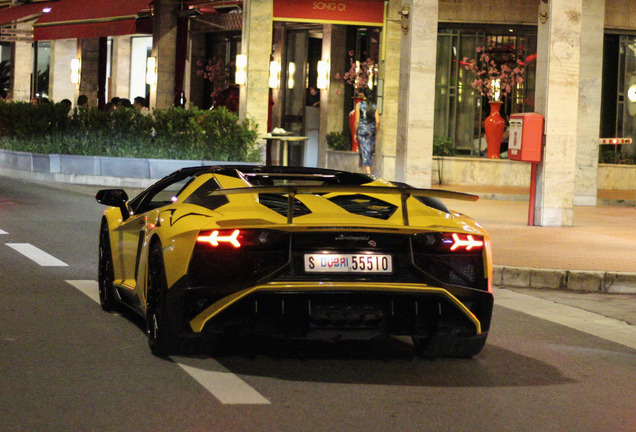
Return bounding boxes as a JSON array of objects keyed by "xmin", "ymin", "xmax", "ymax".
[
  {"xmin": 33, "ymin": 41, "xmax": 51, "ymax": 100},
  {"xmin": 434, "ymin": 29, "xmax": 536, "ymax": 157},
  {"xmin": 601, "ymin": 34, "xmax": 636, "ymax": 160},
  {"xmin": 0, "ymin": 42, "xmax": 9, "ymax": 98},
  {"xmin": 200, "ymin": 32, "xmax": 241, "ymax": 111},
  {"xmin": 130, "ymin": 36, "xmax": 152, "ymax": 102}
]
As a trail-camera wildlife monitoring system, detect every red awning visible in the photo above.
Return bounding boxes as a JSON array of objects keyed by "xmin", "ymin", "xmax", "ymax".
[
  {"xmin": 33, "ymin": 0, "xmax": 152, "ymax": 40},
  {"xmin": 0, "ymin": 2, "xmax": 57, "ymax": 27}
]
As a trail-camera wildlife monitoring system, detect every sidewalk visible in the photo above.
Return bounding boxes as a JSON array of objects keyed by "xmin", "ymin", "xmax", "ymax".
[{"xmin": 436, "ymin": 185, "xmax": 636, "ymax": 294}]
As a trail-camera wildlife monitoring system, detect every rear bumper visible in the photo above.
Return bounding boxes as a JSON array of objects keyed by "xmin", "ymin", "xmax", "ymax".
[{"xmin": 188, "ymin": 282, "xmax": 492, "ymax": 339}]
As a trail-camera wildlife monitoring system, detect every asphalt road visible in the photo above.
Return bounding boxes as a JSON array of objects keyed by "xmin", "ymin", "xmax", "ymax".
[{"xmin": 1, "ymin": 176, "xmax": 635, "ymax": 432}]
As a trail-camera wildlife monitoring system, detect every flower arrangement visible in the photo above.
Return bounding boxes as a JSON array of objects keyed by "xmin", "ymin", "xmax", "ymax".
[
  {"xmin": 335, "ymin": 51, "xmax": 378, "ymax": 94},
  {"xmin": 462, "ymin": 44, "xmax": 525, "ymax": 101},
  {"xmin": 196, "ymin": 58, "xmax": 229, "ymax": 88}
]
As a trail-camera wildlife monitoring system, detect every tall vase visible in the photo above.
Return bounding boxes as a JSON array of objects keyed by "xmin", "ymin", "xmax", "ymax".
[
  {"xmin": 349, "ymin": 96, "xmax": 363, "ymax": 152},
  {"xmin": 484, "ymin": 101, "xmax": 505, "ymax": 159}
]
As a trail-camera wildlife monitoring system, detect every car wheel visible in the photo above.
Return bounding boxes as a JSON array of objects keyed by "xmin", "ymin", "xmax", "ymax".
[
  {"xmin": 98, "ymin": 219, "xmax": 119, "ymax": 312},
  {"xmin": 146, "ymin": 241, "xmax": 177, "ymax": 356},
  {"xmin": 412, "ymin": 333, "xmax": 487, "ymax": 358}
]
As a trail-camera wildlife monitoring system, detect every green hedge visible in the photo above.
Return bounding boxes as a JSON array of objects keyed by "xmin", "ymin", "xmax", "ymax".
[{"xmin": 0, "ymin": 102, "xmax": 260, "ymax": 162}]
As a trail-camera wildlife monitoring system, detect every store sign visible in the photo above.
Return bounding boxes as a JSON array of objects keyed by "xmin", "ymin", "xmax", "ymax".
[{"xmin": 273, "ymin": 0, "xmax": 384, "ymax": 25}]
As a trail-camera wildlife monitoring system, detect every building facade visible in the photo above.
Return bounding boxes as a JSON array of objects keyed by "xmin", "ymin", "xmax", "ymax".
[{"xmin": 1, "ymin": 0, "xmax": 635, "ymax": 227}]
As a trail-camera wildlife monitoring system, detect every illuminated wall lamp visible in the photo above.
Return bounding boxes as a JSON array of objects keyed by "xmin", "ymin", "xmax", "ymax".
[
  {"xmin": 70, "ymin": 58, "xmax": 81, "ymax": 84},
  {"xmin": 287, "ymin": 62, "xmax": 295, "ymax": 89},
  {"xmin": 235, "ymin": 54, "xmax": 247, "ymax": 85},
  {"xmin": 146, "ymin": 56, "xmax": 157, "ymax": 86},
  {"xmin": 269, "ymin": 60, "xmax": 281, "ymax": 89},
  {"xmin": 316, "ymin": 60, "xmax": 329, "ymax": 90}
]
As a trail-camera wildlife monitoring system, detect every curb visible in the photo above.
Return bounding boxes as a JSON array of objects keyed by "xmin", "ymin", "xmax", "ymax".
[{"xmin": 493, "ymin": 265, "xmax": 636, "ymax": 294}]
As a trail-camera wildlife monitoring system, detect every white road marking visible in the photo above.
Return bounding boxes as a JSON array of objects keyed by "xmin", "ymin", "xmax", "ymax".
[
  {"xmin": 66, "ymin": 280, "xmax": 100, "ymax": 303},
  {"xmin": 7, "ymin": 243, "xmax": 68, "ymax": 266},
  {"xmin": 175, "ymin": 361, "xmax": 270, "ymax": 405},
  {"xmin": 0, "ymin": 229, "xmax": 8, "ymax": 234},
  {"xmin": 494, "ymin": 287, "xmax": 636, "ymax": 350},
  {"xmin": 65, "ymin": 279, "xmax": 270, "ymax": 405}
]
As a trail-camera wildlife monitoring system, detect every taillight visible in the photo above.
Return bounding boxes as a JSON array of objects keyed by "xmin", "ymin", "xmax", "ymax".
[
  {"xmin": 197, "ymin": 229, "xmax": 241, "ymax": 248},
  {"xmin": 196, "ymin": 229, "xmax": 289, "ymax": 249},
  {"xmin": 413, "ymin": 232, "xmax": 484, "ymax": 253},
  {"xmin": 445, "ymin": 233, "xmax": 484, "ymax": 251}
]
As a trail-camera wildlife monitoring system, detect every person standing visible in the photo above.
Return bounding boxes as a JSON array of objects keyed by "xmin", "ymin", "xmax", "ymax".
[
  {"xmin": 133, "ymin": 96, "xmax": 150, "ymax": 115},
  {"xmin": 354, "ymin": 88, "xmax": 380, "ymax": 174}
]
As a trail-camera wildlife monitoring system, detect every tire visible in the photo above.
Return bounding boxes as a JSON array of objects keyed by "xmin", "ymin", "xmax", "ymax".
[
  {"xmin": 146, "ymin": 241, "xmax": 177, "ymax": 356},
  {"xmin": 412, "ymin": 332, "xmax": 488, "ymax": 358},
  {"xmin": 98, "ymin": 219, "xmax": 119, "ymax": 312}
]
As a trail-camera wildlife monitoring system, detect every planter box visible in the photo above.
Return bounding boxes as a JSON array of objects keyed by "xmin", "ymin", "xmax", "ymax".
[
  {"xmin": 101, "ymin": 156, "xmax": 150, "ymax": 178},
  {"xmin": 326, "ymin": 150, "xmax": 360, "ymax": 172},
  {"xmin": 432, "ymin": 156, "xmax": 530, "ymax": 187},
  {"xmin": 0, "ymin": 149, "xmax": 257, "ymax": 186},
  {"xmin": 32, "ymin": 153, "xmax": 52, "ymax": 173},
  {"xmin": 432, "ymin": 156, "xmax": 636, "ymax": 191},
  {"xmin": 0, "ymin": 150, "xmax": 32, "ymax": 171},
  {"xmin": 598, "ymin": 163, "xmax": 636, "ymax": 190},
  {"xmin": 59, "ymin": 154, "xmax": 100, "ymax": 176}
]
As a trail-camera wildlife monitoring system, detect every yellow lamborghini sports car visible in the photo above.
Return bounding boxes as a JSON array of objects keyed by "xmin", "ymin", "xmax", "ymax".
[{"xmin": 96, "ymin": 166, "xmax": 493, "ymax": 357}]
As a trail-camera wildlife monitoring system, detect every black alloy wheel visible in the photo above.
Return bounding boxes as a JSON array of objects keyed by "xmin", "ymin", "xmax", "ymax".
[
  {"xmin": 98, "ymin": 219, "xmax": 118, "ymax": 312},
  {"xmin": 146, "ymin": 241, "xmax": 177, "ymax": 356}
]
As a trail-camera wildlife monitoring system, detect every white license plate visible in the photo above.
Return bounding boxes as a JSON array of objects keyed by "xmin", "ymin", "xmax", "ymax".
[{"xmin": 304, "ymin": 253, "xmax": 393, "ymax": 273}]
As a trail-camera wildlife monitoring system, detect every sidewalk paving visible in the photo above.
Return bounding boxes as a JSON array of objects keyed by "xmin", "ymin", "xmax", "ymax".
[{"xmin": 437, "ymin": 185, "xmax": 636, "ymax": 294}]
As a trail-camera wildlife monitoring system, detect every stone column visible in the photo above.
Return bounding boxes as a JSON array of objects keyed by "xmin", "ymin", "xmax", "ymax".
[
  {"xmin": 270, "ymin": 24, "xmax": 284, "ymax": 130},
  {"xmin": 395, "ymin": 0, "xmax": 438, "ymax": 187},
  {"xmin": 11, "ymin": 22, "xmax": 34, "ymax": 101},
  {"xmin": 574, "ymin": 0, "xmax": 604, "ymax": 206},
  {"xmin": 48, "ymin": 39, "xmax": 77, "ymax": 103},
  {"xmin": 110, "ymin": 36, "xmax": 132, "ymax": 102},
  {"xmin": 319, "ymin": 24, "xmax": 346, "ymax": 168},
  {"xmin": 239, "ymin": 0, "xmax": 273, "ymax": 144},
  {"xmin": 534, "ymin": 0, "xmax": 582, "ymax": 226},
  {"xmin": 79, "ymin": 38, "xmax": 99, "ymax": 107},
  {"xmin": 376, "ymin": 0, "xmax": 402, "ymax": 181},
  {"xmin": 150, "ymin": 0, "xmax": 179, "ymax": 110},
  {"xmin": 187, "ymin": 27, "xmax": 206, "ymax": 108}
]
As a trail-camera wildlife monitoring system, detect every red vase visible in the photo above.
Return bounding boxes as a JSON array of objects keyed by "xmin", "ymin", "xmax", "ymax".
[
  {"xmin": 484, "ymin": 101, "xmax": 505, "ymax": 159},
  {"xmin": 349, "ymin": 97, "xmax": 363, "ymax": 151}
]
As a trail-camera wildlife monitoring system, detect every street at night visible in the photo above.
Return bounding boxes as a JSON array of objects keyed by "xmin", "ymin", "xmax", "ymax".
[{"xmin": 1, "ymin": 177, "xmax": 634, "ymax": 432}]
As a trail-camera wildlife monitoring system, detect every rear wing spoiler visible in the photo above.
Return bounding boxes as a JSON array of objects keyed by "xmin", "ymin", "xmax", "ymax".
[{"xmin": 209, "ymin": 185, "xmax": 478, "ymax": 226}]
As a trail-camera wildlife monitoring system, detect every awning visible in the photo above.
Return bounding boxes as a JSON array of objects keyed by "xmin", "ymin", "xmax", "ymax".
[
  {"xmin": 33, "ymin": 0, "xmax": 152, "ymax": 41},
  {"xmin": 0, "ymin": 2, "xmax": 57, "ymax": 27}
]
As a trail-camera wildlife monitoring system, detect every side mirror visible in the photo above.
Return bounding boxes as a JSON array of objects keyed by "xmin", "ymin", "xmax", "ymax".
[{"xmin": 96, "ymin": 189, "xmax": 130, "ymax": 220}]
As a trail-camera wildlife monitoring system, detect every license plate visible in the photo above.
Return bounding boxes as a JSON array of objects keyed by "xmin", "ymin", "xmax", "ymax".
[{"xmin": 304, "ymin": 253, "xmax": 393, "ymax": 273}]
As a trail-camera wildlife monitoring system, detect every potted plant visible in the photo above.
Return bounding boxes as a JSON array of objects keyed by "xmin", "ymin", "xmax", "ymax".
[
  {"xmin": 463, "ymin": 42, "xmax": 525, "ymax": 158},
  {"xmin": 326, "ymin": 131, "xmax": 351, "ymax": 151}
]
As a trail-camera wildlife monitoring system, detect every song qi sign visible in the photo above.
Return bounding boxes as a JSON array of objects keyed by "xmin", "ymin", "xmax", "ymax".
[{"xmin": 273, "ymin": 0, "xmax": 384, "ymax": 25}]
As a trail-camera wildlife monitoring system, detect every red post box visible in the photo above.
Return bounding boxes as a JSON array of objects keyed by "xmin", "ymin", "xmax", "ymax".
[
  {"xmin": 507, "ymin": 113, "xmax": 544, "ymax": 226},
  {"xmin": 508, "ymin": 113, "xmax": 544, "ymax": 163}
]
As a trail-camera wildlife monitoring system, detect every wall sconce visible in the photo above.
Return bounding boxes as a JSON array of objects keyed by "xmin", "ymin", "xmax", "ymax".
[
  {"xmin": 287, "ymin": 62, "xmax": 295, "ymax": 89},
  {"xmin": 398, "ymin": 5, "xmax": 410, "ymax": 34},
  {"xmin": 539, "ymin": 0, "xmax": 549, "ymax": 24},
  {"xmin": 269, "ymin": 60, "xmax": 281, "ymax": 89},
  {"xmin": 316, "ymin": 60, "xmax": 330, "ymax": 90},
  {"xmin": 70, "ymin": 58, "xmax": 81, "ymax": 84},
  {"xmin": 235, "ymin": 54, "xmax": 247, "ymax": 85},
  {"xmin": 146, "ymin": 56, "xmax": 157, "ymax": 86}
]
